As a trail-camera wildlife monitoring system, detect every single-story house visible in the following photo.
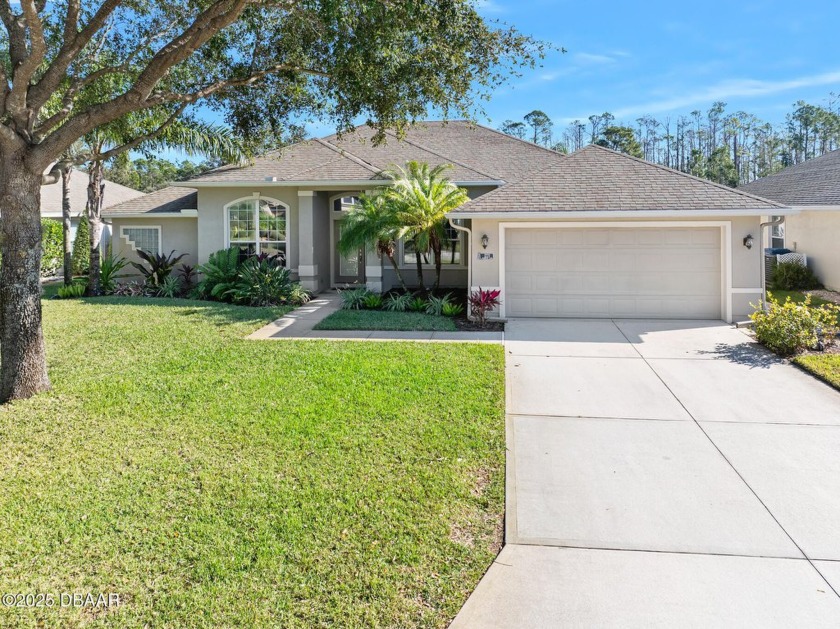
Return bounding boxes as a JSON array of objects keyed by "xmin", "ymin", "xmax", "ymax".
[
  {"xmin": 41, "ymin": 174, "xmax": 144, "ymax": 250},
  {"xmin": 104, "ymin": 121, "xmax": 790, "ymax": 322},
  {"xmin": 739, "ymin": 149, "xmax": 840, "ymax": 291}
]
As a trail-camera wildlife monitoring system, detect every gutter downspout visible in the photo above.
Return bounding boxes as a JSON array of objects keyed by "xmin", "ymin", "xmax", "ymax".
[
  {"xmin": 448, "ymin": 217, "xmax": 473, "ymax": 318},
  {"xmin": 759, "ymin": 216, "xmax": 785, "ymax": 308}
]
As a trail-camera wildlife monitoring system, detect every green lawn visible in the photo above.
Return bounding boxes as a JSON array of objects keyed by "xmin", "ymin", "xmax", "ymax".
[
  {"xmin": 768, "ymin": 290, "xmax": 834, "ymax": 307},
  {"xmin": 794, "ymin": 354, "xmax": 840, "ymax": 391},
  {"xmin": 315, "ymin": 309, "xmax": 458, "ymax": 332},
  {"xmin": 0, "ymin": 297, "xmax": 504, "ymax": 627}
]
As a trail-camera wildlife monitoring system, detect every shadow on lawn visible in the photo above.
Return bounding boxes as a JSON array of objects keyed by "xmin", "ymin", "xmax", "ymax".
[{"xmin": 58, "ymin": 295, "xmax": 288, "ymax": 329}]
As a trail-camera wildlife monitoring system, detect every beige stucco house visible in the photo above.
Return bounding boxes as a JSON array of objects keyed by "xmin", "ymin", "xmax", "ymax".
[
  {"xmin": 739, "ymin": 149, "xmax": 840, "ymax": 291},
  {"xmin": 104, "ymin": 121, "xmax": 789, "ymax": 322}
]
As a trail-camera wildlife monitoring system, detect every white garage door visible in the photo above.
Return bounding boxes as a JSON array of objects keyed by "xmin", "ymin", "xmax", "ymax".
[{"xmin": 505, "ymin": 227, "xmax": 722, "ymax": 319}]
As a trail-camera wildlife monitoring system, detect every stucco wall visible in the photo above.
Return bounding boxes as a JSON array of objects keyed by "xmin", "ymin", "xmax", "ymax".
[
  {"xmin": 468, "ymin": 215, "xmax": 762, "ymax": 320},
  {"xmin": 784, "ymin": 210, "xmax": 840, "ymax": 291},
  {"xmin": 110, "ymin": 217, "xmax": 198, "ymax": 278},
  {"xmin": 195, "ymin": 187, "xmax": 300, "ymax": 269},
  {"xmin": 312, "ymin": 192, "xmax": 331, "ymax": 292}
]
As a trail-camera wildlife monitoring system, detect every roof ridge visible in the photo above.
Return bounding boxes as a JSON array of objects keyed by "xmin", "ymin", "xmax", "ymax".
[
  {"xmin": 380, "ymin": 128, "xmax": 501, "ymax": 180},
  {"xmin": 580, "ymin": 144, "xmax": 786, "ymax": 208},
  {"xmin": 741, "ymin": 148, "xmax": 840, "ymax": 186},
  {"xmin": 470, "ymin": 121, "xmax": 569, "ymax": 158},
  {"xmin": 313, "ymin": 138, "xmax": 383, "ymax": 174}
]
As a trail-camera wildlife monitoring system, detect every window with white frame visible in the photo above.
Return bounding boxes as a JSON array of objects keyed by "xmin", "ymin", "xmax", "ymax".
[
  {"xmin": 227, "ymin": 197, "xmax": 287, "ymax": 262},
  {"xmin": 770, "ymin": 216, "xmax": 785, "ymax": 249},
  {"xmin": 120, "ymin": 226, "xmax": 161, "ymax": 255},
  {"xmin": 400, "ymin": 225, "xmax": 465, "ymax": 268}
]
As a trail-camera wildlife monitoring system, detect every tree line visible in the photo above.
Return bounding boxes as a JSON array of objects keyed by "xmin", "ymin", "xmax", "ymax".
[{"xmin": 500, "ymin": 95, "xmax": 840, "ymax": 187}]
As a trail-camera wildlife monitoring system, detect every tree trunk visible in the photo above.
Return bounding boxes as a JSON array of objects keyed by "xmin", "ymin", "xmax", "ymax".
[
  {"xmin": 414, "ymin": 249, "xmax": 425, "ymax": 294},
  {"xmin": 0, "ymin": 153, "xmax": 52, "ymax": 401},
  {"xmin": 386, "ymin": 254, "xmax": 408, "ymax": 292},
  {"xmin": 86, "ymin": 161, "xmax": 106, "ymax": 296},
  {"xmin": 61, "ymin": 167, "xmax": 73, "ymax": 285},
  {"xmin": 431, "ymin": 233, "xmax": 442, "ymax": 291}
]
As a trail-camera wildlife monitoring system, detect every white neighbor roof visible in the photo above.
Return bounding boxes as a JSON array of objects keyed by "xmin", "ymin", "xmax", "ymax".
[{"xmin": 40, "ymin": 174, "xmax": 144, "ymax": 218}]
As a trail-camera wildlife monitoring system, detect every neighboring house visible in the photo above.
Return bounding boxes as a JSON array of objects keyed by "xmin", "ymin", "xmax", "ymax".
[
  {"xmin": 40, "ymin": 175, "xmax": 144, "ymax": 251},
  {"xmin": 739, "ymin": 149, "xmax": 840, "ymax": 291},
  {"xmin": 104, "ymin": 121, "xmax": 790, "ymax": 322}
]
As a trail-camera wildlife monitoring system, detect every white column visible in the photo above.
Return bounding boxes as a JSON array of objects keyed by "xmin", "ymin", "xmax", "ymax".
[{"xmin": 297, "ymin": 190, "xmax": 319, "ymax": 292}]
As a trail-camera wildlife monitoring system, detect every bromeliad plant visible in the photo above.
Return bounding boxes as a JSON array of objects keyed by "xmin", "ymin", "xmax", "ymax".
[
  {"xmin": 131, "ymin": 249, "xmax": 188, "ymax": 288},
  {"xmin": 224, "ymin": 254, "xmax": 295, "ymax": 307},
  {"xmin": 468, "ymin": 287, "xmax": 501, "ymax": 327},
  {"xmin": 339, "ymin": 287, "xmax": 371, "ymax": 310}
]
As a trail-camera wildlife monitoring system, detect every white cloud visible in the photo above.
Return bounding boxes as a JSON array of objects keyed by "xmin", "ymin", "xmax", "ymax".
[
  {"xmin": 608, "ymin": 70, "xmax": 840, "ymax": 118},
  {"xmin": 475, "ymin": 0, "xmax": 507, "ymax": 14},
  {"xmin": 573, "ymin": 52, "xmax": 617, "ymax": 65}
]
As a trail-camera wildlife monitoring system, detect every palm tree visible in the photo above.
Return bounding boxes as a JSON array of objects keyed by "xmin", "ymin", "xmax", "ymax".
[
  {"xmin": 337, "ymin": 194, "xmax": 409, "ymax": 291},
  {"xmin": 82, "ymin": 115, "xmax": 247, "ymax": 295},
  {"xmin": 383, "ymin": 161, "xmax": 469, "ymax": 292}
]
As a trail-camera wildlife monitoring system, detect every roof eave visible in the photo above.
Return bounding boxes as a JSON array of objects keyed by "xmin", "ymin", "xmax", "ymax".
[
  {"xmin": 447, "ymin": 208, "xmax": 798, "ymax": 219},
  {"xmin": 172, "ymin": 179, "xmax": 504, "ymax": 189},
  {"xmin": 103, "ymin": 210, "xmax": 198, "ymax": 219}
]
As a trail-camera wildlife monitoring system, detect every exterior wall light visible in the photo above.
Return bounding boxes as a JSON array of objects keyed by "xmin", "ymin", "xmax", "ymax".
[
  {"xmin": 743, "ymin": 234, "xmax": 754, "ymax": 249},
  {"xmin": 480, "ymin": 234, "xmax": 489, "ymax": 249}
]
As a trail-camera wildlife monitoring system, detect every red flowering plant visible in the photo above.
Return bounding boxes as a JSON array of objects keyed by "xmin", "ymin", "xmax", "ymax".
[{"xmin": 468, "ymin": 287, "xmax": 502, "ymax": 327}]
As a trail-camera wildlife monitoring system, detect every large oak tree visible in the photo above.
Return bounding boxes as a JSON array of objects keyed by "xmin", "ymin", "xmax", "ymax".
[{"xmin": 0, "ymin": 0, "xmax": 542, "ymax": 401}]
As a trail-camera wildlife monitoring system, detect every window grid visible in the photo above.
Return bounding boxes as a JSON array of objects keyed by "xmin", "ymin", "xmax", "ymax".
[
  {"xmin": 121, "ymin": 227, "xmax": 160, "ymax": 255},
  {"xmin": 227, "ymin": 198, "xmax": 287, "ymax": 263}
]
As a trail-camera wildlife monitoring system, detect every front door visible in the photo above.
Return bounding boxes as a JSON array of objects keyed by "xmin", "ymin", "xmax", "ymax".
[{"xmin": 333, "ymin": 220, "xmax": 366, "ymax": 285}]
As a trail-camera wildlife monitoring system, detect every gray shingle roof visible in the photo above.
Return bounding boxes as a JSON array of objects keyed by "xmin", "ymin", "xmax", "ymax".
[
  {"xmin": 40, "ymin": 176, "xmax": 143, "ymax": 217},
  {"xmin": 189, "ymin": 120, "xmax": 564, "ymax": 184},
  {"xmin": 103, "ymin": 186, "xmax": 197, "ymax": 217},
  {"xmin": 738, "ymin": 149, "xmax": 840, "ymax": 206},
  {"xmin": 452, "ymin": 144, "xmax": 785, "ymax": 214}
]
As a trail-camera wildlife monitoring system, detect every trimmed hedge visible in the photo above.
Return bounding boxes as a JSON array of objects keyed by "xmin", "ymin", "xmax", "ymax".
[
  {"xmin": 72, "ymin": 214, "xmax": 90, "ymax": 276},
  {"xmin": 41, "ymin": 218, "xmax": 63, "ymax": 277}
]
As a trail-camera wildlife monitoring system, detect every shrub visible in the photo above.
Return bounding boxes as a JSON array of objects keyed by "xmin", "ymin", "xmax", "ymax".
[
  {"xmin": 157, "ymin": 274, "xmax": 183, "ymax": 299},
  {"xmin": 40, "ymin": 219, "xmax": 63, "ymax": 277},
  {"xmin": 772, "ymin": 261, "xmax": 821, "ymax": 291},
  {"xmin": 287, "ymin": 284, "xmax": 312, "ymax": 307},
  {"xmin": 751, "ymin": 293, "xmax": 840, "ymax": 356},
  {"xmin": 468, "ymin": 287, "xmax": 501, "ymax": 327},
  {"xmin": 362, "ymin": 293, "xmax": 384, "ymax": 310},
  {"xmin": 131, "ymin": 249, "xmax": 188, "ymax": 287},
  {"xmin": 339, "ymin": 287, "xmax": 370, "ymax": 310},
  {"xmin": 425, "ymin": 293, "xmax": 454, "ymax": 316},
  {"xmin": 56, "ymin": 282, "xmax": 86, "ymax": 299},
  {"xmin": 408, "ymin": 296, "xmax": 427, "ymax": 312},
  {"xmin": 71, "ymin": 214, "xmax": 90, "ymax": 276},
  {"xmin": 383, "ymin": 293, "xmax": 412, "ymax": 312},
  {"xmin": 196, "ymin": 247, "xmax": 241, "ymax": 300},
  {"xmin": 442, "ymin": 302, "xmax": 464, "ymax": 317},
  {"xmin": 178, "ymin": 264, "xmax": 197, "ymax": 294},
  {"xmin": 224, "ymin": 254, "xmax": 298, "ymax": 306},
  {"xmin": 99, "ymin": 249, "xmax": 129, "ymax": 295},
  {"xmin": 113, "ymin": 281, "xmax": 147, "ymax": 297}
]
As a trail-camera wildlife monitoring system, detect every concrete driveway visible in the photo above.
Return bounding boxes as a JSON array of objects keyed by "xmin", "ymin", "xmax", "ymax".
[{"xmin": 453, "ymin": 318, "xmax": 840, "ymax": 628}]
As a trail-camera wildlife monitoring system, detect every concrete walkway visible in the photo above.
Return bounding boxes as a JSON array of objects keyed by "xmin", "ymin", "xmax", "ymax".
[
  {"xmin": 453, "ymin": 318, "xmax": 840, "ymax": 628},
  {"xmin": 247, "ymin": 292, "xmax": 503, "ymax": 343}
]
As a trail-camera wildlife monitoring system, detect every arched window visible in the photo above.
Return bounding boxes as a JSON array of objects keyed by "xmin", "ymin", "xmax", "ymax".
[{"xmin": 226, "ymin": 197, "xmax": 287, "ymax": 262}]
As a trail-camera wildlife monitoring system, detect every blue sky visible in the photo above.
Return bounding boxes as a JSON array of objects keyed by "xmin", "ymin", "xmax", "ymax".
[
  {"xmin": 472, "ymin": 0, "xmax": 840, "ymax": 129},
  {"xmin": 169, "ymin": 0, "xmax": 840, "ymax": 160}
]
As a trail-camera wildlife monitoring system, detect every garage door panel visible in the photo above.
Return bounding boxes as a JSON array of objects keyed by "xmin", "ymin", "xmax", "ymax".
[{"xmin": 505, "ymin": 227, "xmax": 722, "ymax": 319}]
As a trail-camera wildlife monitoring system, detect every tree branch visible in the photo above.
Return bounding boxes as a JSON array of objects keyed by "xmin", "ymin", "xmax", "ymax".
[
  {"xmin": 5, "ymin": 0, "xmax": 47, "ymax": 133},
  {"xmin": 27, "ymin": 0, "xmax": 122, "ymax": 110}
]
